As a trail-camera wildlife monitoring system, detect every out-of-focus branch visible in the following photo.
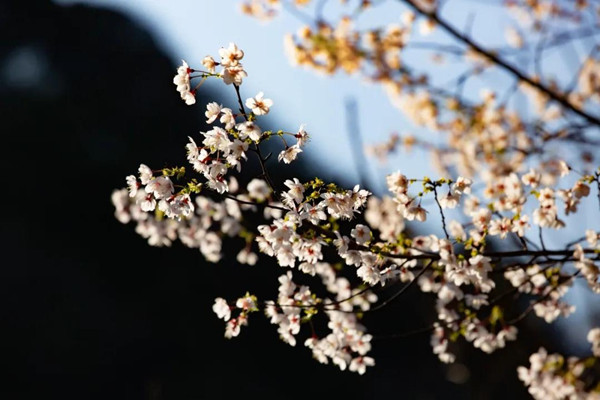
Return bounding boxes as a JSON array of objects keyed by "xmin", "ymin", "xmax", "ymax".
[
  {"xmin": 566, "ymin": 45, "xmax": 600, "ymax": 95},
  {"xmin": 345, "ymin": 97, "xmax": 372, "ymax": 191},
  {"xmin": 399, "ymin": 0, "xmax": 600, "ymax": 127},
  {"xmin": 596, "ymin": 171, "xmax": 600, "ymax": 212}
]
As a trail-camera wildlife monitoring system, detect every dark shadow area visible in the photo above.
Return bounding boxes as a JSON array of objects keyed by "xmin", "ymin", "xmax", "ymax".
[{"xmin": 0, "ymin": 1, "xmax": 565, "ymax": 399}]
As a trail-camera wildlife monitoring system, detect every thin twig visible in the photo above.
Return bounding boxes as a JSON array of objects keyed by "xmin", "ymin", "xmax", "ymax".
[
  {"xmin": 232, "ymin": 84, "xmax": 280, "ymax": 199},
  {"xmin": 432, "ymin": 186, "xmax": 450, "ymax": 240},
  {"xmin": 322, "ymin": 285, "xmax": 374, "ymax": 310},
  {"xmin": 367, "ymin": 259, "xmax": 435, "ymax": 313},
  {"xmin": 538, "ymin": 226, "xmax": 547, "ymax": 252},
  {"xmin": 223, "ymin": 193, "xmax": 287, "ymax": 212},
  {"xmin": 373, "ymin": 322, "xmax": 439, "ymax": 340},
  {"xmin": 375, "ymin": 268, "xmax": 580, "ymax": 341},
  {"xmin": 596, "ymin": 172, "xmax": 600, "ymax": 213},
  {"xmin": 505, "ymin": 271, "xmax": 580, "ymax": 325},
  {"xmin": 281, "ymin": 0, "xmax": 314, "ymax": 25},
  {"xmin": 565, "ymin": 235, "xmax": 588, "ymax": 248}
]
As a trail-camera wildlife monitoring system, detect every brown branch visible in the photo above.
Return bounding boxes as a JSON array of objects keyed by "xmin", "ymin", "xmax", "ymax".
[{"xmin": 399, "ymin": 0, "xmax": 600, "ymax": 127}]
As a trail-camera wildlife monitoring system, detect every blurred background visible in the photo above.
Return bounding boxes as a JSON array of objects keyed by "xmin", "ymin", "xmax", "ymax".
[{"xmin": 2, "ymin": 0, "xmax": 598, "ymax": 399}]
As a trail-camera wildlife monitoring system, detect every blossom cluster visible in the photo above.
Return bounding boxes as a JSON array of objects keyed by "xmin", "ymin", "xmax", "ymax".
[
  {"xmin": 518, "ymin": 328, "xmax": 600, "ymax": 399},
  {"xmin": 113, "ymin": 36, "xmax": 600, "ymax": 391},
  {"xmin": 173, "ymin": 42, "xmax": 248, "ymax": 105},
  {"xmin": 251, "ymin": 0, "xmax": 600, "ymax": 210}
]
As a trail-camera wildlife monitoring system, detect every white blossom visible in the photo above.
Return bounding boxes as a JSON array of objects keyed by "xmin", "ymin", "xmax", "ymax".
[
  {"xmin": 278, "ymin": 145, "xmax": 303, "ymax": 164},
  {"xmin": 245, "ymin": 91, "xmax": 273, "ymax": 115},
  {"xmin": 219, "ymin": 42, "xmax": 244, "ymax": 67},
  {"xmin": 213, "ymin": 298, "xmax": 231, "ymax": 321},
  {"xmin": 205, "ymin": 102, "xmax": 222, "ymax": 124}
]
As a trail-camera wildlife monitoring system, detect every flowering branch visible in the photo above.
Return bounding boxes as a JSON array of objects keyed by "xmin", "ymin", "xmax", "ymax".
[{"xmin": 113, "ymin": 1, "xmax": 600, "ymax": 391}]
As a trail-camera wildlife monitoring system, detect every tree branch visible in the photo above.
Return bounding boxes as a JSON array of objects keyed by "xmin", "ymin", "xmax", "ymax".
[{"xmin": 399, "ymin": 0, "xmax": 600, "ymax": 127}]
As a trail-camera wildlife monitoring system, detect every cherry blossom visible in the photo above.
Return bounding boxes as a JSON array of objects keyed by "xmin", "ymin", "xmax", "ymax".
[
  {"xmin": 278, "ymin": 145, "xmax": 302, "ymax": 164},
  {"xmin": 113, "ymin": 24, "xmax": 600, "ymax": 389},
  {"xmin": 245, "ymin": 91, "xmax": 273, "ymax": 115}
]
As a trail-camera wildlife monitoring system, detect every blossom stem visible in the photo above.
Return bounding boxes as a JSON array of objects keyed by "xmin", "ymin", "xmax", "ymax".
[
  {"xmin": 432, "ymin": 185, "xmax": 450, "ymax": 240},
  {"xmin": 232, "ymin": 83, "xmax": 279, "ymax": 198}
]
